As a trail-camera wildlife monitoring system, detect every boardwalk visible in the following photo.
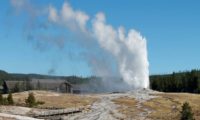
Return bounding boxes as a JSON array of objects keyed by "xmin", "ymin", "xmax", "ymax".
[{"xmin": 33, "ymin": 108, "xmax": 82, "ymax": 119}]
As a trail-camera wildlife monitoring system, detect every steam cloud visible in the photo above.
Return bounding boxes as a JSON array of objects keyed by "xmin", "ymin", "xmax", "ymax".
[
  {"xmin": 92, "ymin": 13, "xmax": 149, "ymax": 88},
  {"xmin": 10, "ymin": 0, "xmax": 149, "ymax": 89}
]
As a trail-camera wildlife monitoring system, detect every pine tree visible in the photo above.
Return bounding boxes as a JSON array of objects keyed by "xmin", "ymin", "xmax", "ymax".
[
  {"xmin": 180, "ymin": 102, "xmax": 195, "ymax": 120},
  {"xmin": 0, "ymin": 93, "xmax": 3, "ymax": 105},
  {"xmin": 7, "ymin": 93, "xmax": 14, "ymax": 105},
  {"xmin": 25, "ymin": 92, "xmax": 36, "ymax": 107}
]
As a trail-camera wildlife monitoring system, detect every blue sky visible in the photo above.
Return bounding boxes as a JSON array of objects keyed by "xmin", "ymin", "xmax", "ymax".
[{"xmin": 0, "ymin": 0, "xmax": 200, "ymax": 76}]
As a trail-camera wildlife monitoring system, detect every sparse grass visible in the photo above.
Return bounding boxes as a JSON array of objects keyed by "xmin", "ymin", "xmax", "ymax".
[
  {"xmin": 5, "ymin": 90, "xmax": 97, "ymax": 109},
  {"xmin": 143, "ymin": 93, "xmax": 200, "ymax": 120},
  {"xmin": 112, "ymin": 96, "xmax": 137, "ymax": 106},
  {"xmin": 112, "ymin": 93, "xmax": 200, "ymax": 120},
  {"xmin": 112, "ymin": 96, "xmax": 140, "ymax": 119},
  {"xmin": 2, "ymin": 91, "xmax": 200, "ymax": 120}
]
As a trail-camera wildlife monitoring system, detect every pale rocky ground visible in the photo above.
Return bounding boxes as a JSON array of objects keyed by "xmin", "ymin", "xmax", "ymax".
[
  {"xmin": 0, "ymin": 89, "xmax": 159, "ymax": 120},
  {"xmin": 66, "ymin": 89, "xmax": 159, "ymax": 120}
]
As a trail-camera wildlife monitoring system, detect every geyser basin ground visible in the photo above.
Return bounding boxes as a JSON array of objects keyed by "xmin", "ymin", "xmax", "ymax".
[{"xmin": 1, "ymin": 89, "xmax": 200, "ymax": 120}]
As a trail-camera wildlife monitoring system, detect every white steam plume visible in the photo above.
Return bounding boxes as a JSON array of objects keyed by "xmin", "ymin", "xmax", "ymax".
[
  {"xmin": 48, "ymin": 3, "xmax": 149, "ymax": 89},
  {"xmin": 10, "ymin": 1, "xmax": 149, "ymax": 89},
  {"xmin": 92, "ymin": 13, "xmax": 149, "ymax": 88}
]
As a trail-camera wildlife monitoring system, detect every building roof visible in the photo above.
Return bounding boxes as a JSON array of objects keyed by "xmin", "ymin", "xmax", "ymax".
[
  {"xmin": 4, "ymin": 80, "xmax": 21, "ymax": 89},
  {"xmin": 31, "ymin": 78, "xmax": 72, "ymax": 86}
]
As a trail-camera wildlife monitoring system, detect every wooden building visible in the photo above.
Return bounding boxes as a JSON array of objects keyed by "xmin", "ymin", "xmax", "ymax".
[{"xmin": 1, "ymin": 79, "xmax": 73, "ymax": 94}]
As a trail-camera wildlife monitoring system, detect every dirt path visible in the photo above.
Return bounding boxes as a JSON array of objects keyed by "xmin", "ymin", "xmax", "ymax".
[
  {"xmin": 65, "ymin": 89, "xmax": 158, "ymax": 120},
  {"xmin": 65, "ymin": 94, "xmax": 125, "ymax": 120},
  {"xmin": 128, "ymin": 89, "xmax": 158, "ymax": 120}
]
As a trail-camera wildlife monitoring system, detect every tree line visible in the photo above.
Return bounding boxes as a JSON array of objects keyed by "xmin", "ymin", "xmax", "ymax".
[
  {"xmin": 2, "ymin": 69, "xmax": 200, "ymax": 94},
  {"xmin": 0, "ymin": 70, "xmax": 92, "ymax": 86},
  {"xmin": 150, "ymin": 69, "xmax": 200, "ymax": 93}
]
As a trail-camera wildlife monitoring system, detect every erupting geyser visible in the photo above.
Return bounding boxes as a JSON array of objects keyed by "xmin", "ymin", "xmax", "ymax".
[
  {"xmin": 93, "ymin": 13, "xmax": 149, "ymax": 89},
  {"xmin": 48, "ymin": 3, "xmax": 149, "ymax": 89}
]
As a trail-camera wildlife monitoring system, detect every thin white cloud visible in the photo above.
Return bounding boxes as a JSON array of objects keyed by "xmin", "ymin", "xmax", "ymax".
[
  {"xmin": 10, "ymin": 0, "xmax": 26, "ymax": 9},
  {"xmin": 49, "ymin": 5, "xmax": 58, "ymax": 23},
  {"xmin": 48, "ymin": 2, "xmax": 89, "ymax": 32}
]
